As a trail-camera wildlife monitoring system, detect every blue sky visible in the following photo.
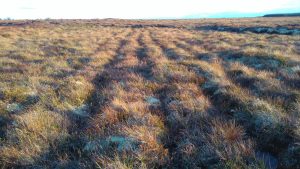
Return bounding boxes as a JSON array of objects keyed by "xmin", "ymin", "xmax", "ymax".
[{"xmin": 0, "ymin": 0, "xmax": 299, "ymax": 19}]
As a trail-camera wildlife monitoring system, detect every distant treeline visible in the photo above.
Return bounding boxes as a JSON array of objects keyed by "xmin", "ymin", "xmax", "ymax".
[{"xmin": 263, "ymin": 13, "xmax": 300, "ymax": 17}]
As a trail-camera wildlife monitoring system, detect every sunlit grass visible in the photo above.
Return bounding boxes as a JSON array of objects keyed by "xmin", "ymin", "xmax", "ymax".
[{"xmin": 0, "ymin": 19, "xmax": 299, "ymax": 168}]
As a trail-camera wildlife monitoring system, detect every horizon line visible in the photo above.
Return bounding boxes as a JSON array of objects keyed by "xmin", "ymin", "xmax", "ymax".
[{"xmin": 1, "ymin": 12, "xmax": 299, "ymax": 20}]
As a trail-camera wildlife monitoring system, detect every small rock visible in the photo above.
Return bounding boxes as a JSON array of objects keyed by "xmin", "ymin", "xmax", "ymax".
[
  {"xmin": 6, "ymin": 103, "xmax": 23, "ymax": 113},
  {"xmin": 72, "ymin": 104, "xmax": 90, "ymax": 117},
  {"xmin": 213, "ymin": 88, "xmax": 226, "ymax": 96},
  {"xmin": 146, "ymin": 96, "xmax": 160, "ymax": 106},
  {"xmin": 109, "ymin": 136, "xmax": 137, "ymax": 152},
  {"xmin": 117, "ymin": 54, "xmax": 124, "ymax": 59},
  {"xmin": 83, "ymin": 140, "xmax": 102, "ymax": 152},
  {"xmin": 79, "ymin": 57, "xmax": 91, "ymax": 64},
  {"xmin": 84, "ymin": 136, "xmax": 138, "ymax": 153},
  {"xmin": 119, "ymin": 81, "xmax": 125, "ymax": 87}
]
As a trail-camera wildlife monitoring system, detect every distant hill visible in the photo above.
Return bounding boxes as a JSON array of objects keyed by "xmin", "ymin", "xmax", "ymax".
[{"xmin": 263, "ymin": 13, "xmax": 300, "ymax": 17}]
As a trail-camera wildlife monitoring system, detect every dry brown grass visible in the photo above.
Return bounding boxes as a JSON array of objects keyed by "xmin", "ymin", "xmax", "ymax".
[{"xmin": 0, "ymin": 18, "xmax": 299, "ymax": 168}]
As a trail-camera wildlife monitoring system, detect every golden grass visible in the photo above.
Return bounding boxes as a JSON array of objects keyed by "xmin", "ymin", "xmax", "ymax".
[
  {"xmin": 0, "ymin": 18, "xmax": 299, "ymax": 168},
  {"xmin": 1, "ymin": 109, "xmax": 69, "ymax": 165}
]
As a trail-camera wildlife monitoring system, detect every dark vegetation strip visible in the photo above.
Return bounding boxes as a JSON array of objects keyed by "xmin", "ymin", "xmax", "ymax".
[
  {"xmin": 150, "ymin": 30, "xmax": 269, "ymax": 167},
  {"xmin": 135, "ymin": 31, "xmax": 155, "ymax": 80},
  {"xmin": 40, "ymin": 29, "xmax": 134, "ymax": 168},
  {"xmin": 138, "ymin": 30, "xmax": 179, "ymax": 164},
  {"xmin": 195, "ymin": 25, "xmax": 300, "ymax": 35},
  {"xmin": 170, "ymin": 33, "xmax": 299, "ymax": 167},
  {"xmin": 82, "ymin": 30, "xmax": 170, "ymax": 168},
  {"xmin": 148, "ymin": 30, "xmax": 215, "ymax": 168}
]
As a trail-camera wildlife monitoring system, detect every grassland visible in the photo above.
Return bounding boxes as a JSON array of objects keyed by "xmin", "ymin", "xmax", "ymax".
[{"xmin": 0, "ymin": 18, "xmax": 299, "ymax": 168}]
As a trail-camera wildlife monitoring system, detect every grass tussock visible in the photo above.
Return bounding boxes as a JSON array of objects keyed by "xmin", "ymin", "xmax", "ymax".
[{"xmin": 1, "ymin": 109, "xmax": 69, "ymax": 166}]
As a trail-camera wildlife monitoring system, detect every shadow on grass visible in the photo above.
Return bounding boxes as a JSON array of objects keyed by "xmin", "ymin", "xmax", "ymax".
[
  {"xmin": 194, "ymin": 25, "xmax": 300, "ymax": 35},
  {"xmin": 227, "ymin": 69, "xmax": 299, "ymax": 109},
  {"xmin": 148, "ymin": 33, "xmax": 217, "ymax": 168},
  {"xmin": 158, "ymin": 37, "xmax": 295, "ymax": 166},
  {"xmin": 27, "ymin": 33, "xmax": 132, "ymax": 168},
  {"xmin": 135, "ymin": 33, "xmax": 155, "ymax": 80}
]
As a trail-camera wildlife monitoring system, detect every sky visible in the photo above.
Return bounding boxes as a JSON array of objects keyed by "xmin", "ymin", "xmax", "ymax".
[{"xmin": 0, "ymin": 0, "xmax": 299, "ymax": 19}]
